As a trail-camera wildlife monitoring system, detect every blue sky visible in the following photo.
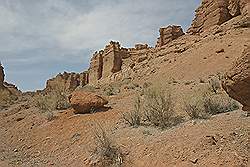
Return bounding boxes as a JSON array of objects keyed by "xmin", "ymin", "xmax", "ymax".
[{"xmin": 0, "ymin": 0, "xmax": 200, "ymax": 91}]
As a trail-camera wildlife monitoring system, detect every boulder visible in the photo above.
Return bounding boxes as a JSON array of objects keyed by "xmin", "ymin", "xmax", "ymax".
[
  {"xmin": 69, "ymin": 91, "xmax": 108, "ymax": 114},
  {"xmin": 222, "ymin": 47, "xmax": 250, "ymax": 111},
  {"xmin": 156, "ymin": 25, "xmax": 184, "ymax": 47}
]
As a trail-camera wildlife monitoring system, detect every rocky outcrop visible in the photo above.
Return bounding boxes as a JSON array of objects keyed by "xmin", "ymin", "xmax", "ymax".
[
  {"xmin": 45, "ymin": 72, "xmax": 88, "ymax": 93},
  {"xmin": 156, "ymin": 25, "xmax": 184, "ymax": 47},
  {"xmin": 88, "ymin": 51, "xmax": 103, "ymax": 84},
  {"xmin": 222, "ymin": 47, "xmax": 250, "ymax": 111},
  {"xmin": 0, "ymin": 63, "xmax": 4, "ymax": 88},
  {"xmin": 134, "ymin": 44, "xmax": 149, "ymax": 50},
  {"xmin": 0, "ymin": 63, "xmax": 21, "ymax": 108},
  {"xmin": 88, "ymin": 41, "xmax": 130, "ymax": 84},
  {"xmin": 69, "ymin": 90, "xmax": 108, "ymax": 114},
  {"xmin": 188, "ymin": 0, "xmax": 249, "ymax": 34}
]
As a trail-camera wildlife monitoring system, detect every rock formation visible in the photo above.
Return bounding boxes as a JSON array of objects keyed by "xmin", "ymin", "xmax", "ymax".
[
  {"xmin": 0, "ymin": 63, "xmax": 4, "ymax": 88},
  {"xmin": 88, "ymin": 41, "xmax": 130, "ymax": 84},
  {"xmin": 188, "ymin": 0, "xmax": 249, "ymax": 34},
  {"xmin": 69, "ymin": 90, "xmax": 108, "ymax": 114},
  {"xmin": 88, "ymin": 51, "xmax": 103, "ymax": 84},
  {"xmin": 156, "ymin": 25, "xmax": 184, "ymax": 47},
  {"xmin": 222, "ymin": 47, "xmax": 250, "ymax": 111},
  {"xmin": 45, "ymin": 71, "xmax": 88, "ymax": 93}
]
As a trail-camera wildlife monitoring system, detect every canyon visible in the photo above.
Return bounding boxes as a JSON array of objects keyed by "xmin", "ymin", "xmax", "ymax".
[{"xmin": 0, "ymin": 0, "xmax": 249, "ymax": 167}]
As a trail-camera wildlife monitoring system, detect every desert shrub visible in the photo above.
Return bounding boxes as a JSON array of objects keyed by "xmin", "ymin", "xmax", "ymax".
[
  {"xmin": 35, "ymin": 89, "xmax": 70, "ymax": 112},
  {"xmin": 104, "ymin": 85, "xmax": 120, "ymax": 96},
  {"xmin": 143, "ymin": 87, "xmax": 175, "ymax": 129},
  {"xmin": 184, "ymin": 92, "xmax": 240, "ymax": 120},
  {"xmin": 122, "ymin": 96, "xmax": 142, "ymax": 127},
  {"xmin": 184, "ymin": 97, "xmax": 210, "ymax": 120},
  {"xmin": 208, "ymin": 77, "xmax": 221, "ymax": 94},
  {"xmin": 203, "ymin": 93, "xmax": 239, "ymax": 115},
  {"xmin": 92, "ymin": 125, "xmax": 122, "ymax": 167}
]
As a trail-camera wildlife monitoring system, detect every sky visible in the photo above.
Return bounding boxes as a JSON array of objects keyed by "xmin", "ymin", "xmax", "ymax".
[{"xmin": 0, "ymin": 0, "xmax": 201, "ymax": 91}]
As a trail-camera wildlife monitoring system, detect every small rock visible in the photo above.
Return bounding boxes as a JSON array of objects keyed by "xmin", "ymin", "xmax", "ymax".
[
  {"xmin": 190, "ymin": 158, "xmax": 198, "ymax": 164},
  {"xmin": 216, "ymin": 49, "xmax": 225, "ymax": 54}
]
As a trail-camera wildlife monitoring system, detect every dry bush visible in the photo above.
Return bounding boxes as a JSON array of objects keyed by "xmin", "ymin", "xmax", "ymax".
[
  {"xmin": 203, "ymin": 93, "xmax": 239, "ymax": 115},
  {"xmin": 184, "ymin": 96, "xmax": 210, "ymax": 120},
  {"xmin": 35, "ymin": 89, "xmax": 70, "ymax": 112},
  {"xmin": 208, "ymin": 77, "xmax": 221, "ymax": 94},
  {"xmin": 103, "ymin": 85, "xmax": 120, "ymax": 96},
  {"xmin": 122, "ymin": 96, "xmax": 142, "ymax": 127},
  {"xmin": 184, "ymin": 91, "xmax": 240, "ymax": 120},
  {"xmin": 92, "ymin": 124, "xmax": 122, "ymax": 167},
  {"xmin": 143, "ymin": 87, "xmax": 176, "ymax": 129}
]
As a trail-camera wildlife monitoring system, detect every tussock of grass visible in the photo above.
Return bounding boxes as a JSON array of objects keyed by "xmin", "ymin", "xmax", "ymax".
[{"xmin": 92, "ymin": 124, "xmax": 122, "ymax": 167}]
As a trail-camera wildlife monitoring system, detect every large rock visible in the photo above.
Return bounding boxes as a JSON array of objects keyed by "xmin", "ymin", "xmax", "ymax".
[
  {"xmin": 156, "ymin": 25, "xmax": 184, "ymax": 47},
  {"xmin": 69, "ymin": 91, "xmax": 108, "ymax": 114},
  {"xmin": 188, "ymin": 0, "xmax": 249, "ymax": 34},
  {"xmin": 45, "ymin": 72, "xmax": 88, "ymax": 93},
  {"xmin": 222, "ymin": 47, "xmax": 250, "ymax": 111}
]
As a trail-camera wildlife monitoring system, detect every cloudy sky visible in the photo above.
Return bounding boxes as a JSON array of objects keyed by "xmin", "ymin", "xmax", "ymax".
[{"xmin": 0, "ymin": 0, "xmax": 200, "ymax": 91}]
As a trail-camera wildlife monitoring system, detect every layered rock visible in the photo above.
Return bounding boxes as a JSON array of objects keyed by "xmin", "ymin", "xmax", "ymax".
[
  {"xmin": 45, "ymin": 72, "xmax": 88, "ymax": 93},
  {"xmin": 88, "ymin": 52, "xmax": 103, "ymax": 84},
  {"xmin": 134, "ymin": 44, "xmax": 149, "ymax": 50},
  {"xmin": 156, "ymin": 25, "xmax": 184, "ymax": 47},
  {"xmin": 69, "ymin": 90, "xmax": 108, "ymax": 114},
  {"xmin": 0, "ymin": 63, "xmax": 4, "ymax": 88},
  {"xmin": 188, "ymin": 0, "xmax": 249, "ymax": 34},
  {"xmin": 88, "ymin": 41, "xmax": 130, "ymax": 84},
  {"xmin": 222, "ymin": 47, "xmax": 250, "ymax": 111}
]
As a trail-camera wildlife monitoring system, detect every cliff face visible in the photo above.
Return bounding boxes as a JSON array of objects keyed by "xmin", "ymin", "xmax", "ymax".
[
  {"xmin": 44, "ymin": 0, "xmax": 249, "ymax": 93},
  {"xmin": 45, "ymin": 72, "xmax": 88, "ymax": 93},
  {"xmin": 188, "ymin": 0, "xmax": 249, "ymax": 34},
  {"xmin": 88, "ymin": 41, "xmax": 130, "ymax": 84},
  {"xmin": 156, "ymin": 25, "xmax": 184, "ymax": 47},
  {"xmin": 0, "ymin": 63, "xmax": 4, "ymax": 88},
  {"xmin": 223, "ymin": 47, "xmax": 250, "ymax": 111}
]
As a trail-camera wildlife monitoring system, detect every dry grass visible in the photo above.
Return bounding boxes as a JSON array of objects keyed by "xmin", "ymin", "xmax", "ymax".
[
  {"xmin": 35, "ymin": 89, "xmax": 70, "ymax": 112},
  {"xmin": 92, "ymin": 124, "xmax": 122, "ymax": 167},
  {"xmin": 122, "ymin": 96, "xmax": 142, "ymax": 127},
  {"xmin": 208, "ymin": 77, "xmax": 221, "ymax": 94},
  {"xmin": 184, "ymin": 90, "xmax": 240, "ymax": 120},
  {"xmin": 143, "ymin": 87, "xmax": 176, "ymax": 129}
]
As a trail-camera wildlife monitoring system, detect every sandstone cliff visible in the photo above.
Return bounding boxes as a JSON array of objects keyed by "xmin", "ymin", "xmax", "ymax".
[
  {"xmin": 223, "ymin": 47, "xmax": 250, "ymax": 111},
  {"xmin": 0, "ymin": 63, "xmax": 4, "ymax": 88},
  {"xmin": 44, "ymin": 71, "xmax": 88, "ymax": 93},
  {"xmin": 156, "ymin": 25, "xmax": 184, "ymax": 47},
  {"xmin": 188, "ymin": 0, "xmax": 249, "ymax": 34}
]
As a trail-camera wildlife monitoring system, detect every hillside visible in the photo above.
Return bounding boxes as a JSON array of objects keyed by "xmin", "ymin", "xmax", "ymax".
[{"xmin": 0, "ymin": 0, "xmax": 249, "ymax": 167}]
